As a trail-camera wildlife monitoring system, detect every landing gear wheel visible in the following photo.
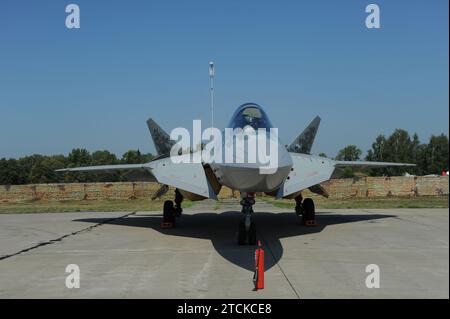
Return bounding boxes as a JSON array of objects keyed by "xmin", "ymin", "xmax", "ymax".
[
  {"xmin": 163, "ymin": 200, "xmax": 176, "ymax": 226},
  {"xmin": 302, "ymin": 198, "xmax": 315, "ymax": 224},
  {"xmin": 238, "ymin": 221, "xmax": 247, "ymax": 245},
  {"xmin": 248, "ymin": 222, "xmax": 257, "ymax": 246}
]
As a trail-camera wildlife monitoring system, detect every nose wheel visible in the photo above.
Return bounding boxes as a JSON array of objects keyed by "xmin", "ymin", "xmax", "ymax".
[{"xmin": 237, "ymin": 195, "xmax": 257, "ymax": 245}]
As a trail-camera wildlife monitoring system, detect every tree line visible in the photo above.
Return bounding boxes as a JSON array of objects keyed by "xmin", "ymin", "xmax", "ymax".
[
  {"xmin": 323, "ymin": 130, "xmax": 448, "ymax": 177},
  {"xmin": 0, "ymin": 149, "xmax": 154, "ymax": 185},
  {"xmin": 0, "ymin": 129, "xmax": 448, "ymax": 185}
]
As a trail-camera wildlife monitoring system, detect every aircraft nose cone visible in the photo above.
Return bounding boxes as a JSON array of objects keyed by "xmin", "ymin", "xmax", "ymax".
[{"xmin": 212, "ymin": 133, "xmax": 293, "ymax": 192}]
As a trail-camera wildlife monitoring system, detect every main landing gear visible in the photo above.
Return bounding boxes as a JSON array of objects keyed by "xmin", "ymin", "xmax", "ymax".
[
  {"xmin": 237, "ymin": 193, "xmax": 257, "ymax": 246},
  {"xmin": 162, "ymin": 189, "xmax": 184, "ymax": 227},
  {"xmin": 294, "ymin": 193, "xmax": 316, "ymax": 225}
]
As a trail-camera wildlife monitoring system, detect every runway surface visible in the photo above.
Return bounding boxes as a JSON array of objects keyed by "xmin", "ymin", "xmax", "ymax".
[{"xmin": 0, "ymin": 200, "xmax": 448, "ymax": 298}]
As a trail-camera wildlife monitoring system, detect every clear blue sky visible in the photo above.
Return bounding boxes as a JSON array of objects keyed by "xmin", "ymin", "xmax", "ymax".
[{"xmin": 0, "ymin": 0, "xmax": 448, "ymax": 159}]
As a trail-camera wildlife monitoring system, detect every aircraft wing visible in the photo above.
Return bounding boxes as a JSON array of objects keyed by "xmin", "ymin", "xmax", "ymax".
[
  {"xmin": 148, "ymin": 154, "xmax": 217, "ymax": 199},
  {"xmin": 333, "ymin": 161, "xmax": 416, "ymax": 168},
  {"xmin": 56, "ymin": 164, "xmax": 148, "ymax": 172},
  {"xmin": 277, "ymin": 153, "xmax": 415, "ymax": 198},
  {"xmin": 277, "ymin": 153, "xmax": 335, "ymax": 198},
  {"xmin": 56, "ymin": 153, "xmax": 217, "ymax": 199}
]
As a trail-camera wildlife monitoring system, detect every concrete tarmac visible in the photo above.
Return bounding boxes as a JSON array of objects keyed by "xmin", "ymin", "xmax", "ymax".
[{"xmin": 0, "ymin": 200, "xmax": 448, "ymax": 298}]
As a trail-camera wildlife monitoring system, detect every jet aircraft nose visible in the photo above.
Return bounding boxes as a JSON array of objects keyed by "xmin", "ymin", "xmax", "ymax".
[{"xmin": 211, "ymin": 130, "xmax": 293, "ymax": 193}]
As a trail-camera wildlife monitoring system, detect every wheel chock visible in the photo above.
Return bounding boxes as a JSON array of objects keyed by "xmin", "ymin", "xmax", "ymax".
[
  {"xmin": 304, "ymin": 220, "xmax": 317, "ymax": 227},
  {"xmin": 160, "ymin": 222, "xmax": 174, "ymax": 229}
]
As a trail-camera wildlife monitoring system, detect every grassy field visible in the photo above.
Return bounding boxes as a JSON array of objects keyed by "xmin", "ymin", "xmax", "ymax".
[
  {"xmin": 263, "ymin": 195, "xmax": 449, "ymax": 209},
  {"xmin": 0, "ymin": 199, "xmax": 194, "ymax": 214},
  {"xmin": 0, "ymin": 196, "xmax": 447, "ymax": 214}
]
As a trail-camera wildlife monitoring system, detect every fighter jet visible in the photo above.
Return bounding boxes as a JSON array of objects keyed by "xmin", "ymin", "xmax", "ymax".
[{"xmin": 57, "ymin": 103, "xmax": 415, "ymax": 245}]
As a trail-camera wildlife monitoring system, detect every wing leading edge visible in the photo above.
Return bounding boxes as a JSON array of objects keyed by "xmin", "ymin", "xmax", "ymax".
[{"xmin": 56, "ymin": 164, "xmax": 147, "ymax": 172}]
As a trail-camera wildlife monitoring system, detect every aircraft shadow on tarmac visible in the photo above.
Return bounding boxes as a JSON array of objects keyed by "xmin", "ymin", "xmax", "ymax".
[{"xmin": 75, "ymin": 212, "xmax": 395, "ymax": 271}]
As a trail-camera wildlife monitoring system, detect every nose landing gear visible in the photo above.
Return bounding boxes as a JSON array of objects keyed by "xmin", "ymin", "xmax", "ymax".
[{"xmin": 238, "ymin": 194, "xmax": 257, "ymax": 245}]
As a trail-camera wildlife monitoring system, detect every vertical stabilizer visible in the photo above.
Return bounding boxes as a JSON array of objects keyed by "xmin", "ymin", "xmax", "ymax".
[
  {"xmin": 146, "ymin": 118, "xmax": 175, "ymax": 156},
  {"xmin": 287, "ymin": 116, "xmax": 321, "ymax": 154}
]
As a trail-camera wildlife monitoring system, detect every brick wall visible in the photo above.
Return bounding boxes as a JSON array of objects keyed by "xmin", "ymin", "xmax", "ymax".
[{"xmin": 0, "ymin": 176, "xmax": 448, "ymax": 203}]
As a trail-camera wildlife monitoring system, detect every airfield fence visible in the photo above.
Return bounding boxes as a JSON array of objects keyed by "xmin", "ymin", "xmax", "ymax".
[{"xmin": 0, "ymin": 176, "xmax": 448, "ymax": 203}]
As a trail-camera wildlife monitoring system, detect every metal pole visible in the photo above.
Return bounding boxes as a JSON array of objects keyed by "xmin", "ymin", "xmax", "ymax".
[
  {"xmin": 209, "ymin": 61, "xmax": 215, "ymax": 130},
  {"xmin": 211, "ymin": 76, "xmax": 214, "ymax": 130}
]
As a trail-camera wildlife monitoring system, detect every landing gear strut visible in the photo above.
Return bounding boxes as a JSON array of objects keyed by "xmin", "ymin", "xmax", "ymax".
[
  {"xmin": 294, "ymin": 193, "xmax": 316, "ymax": 225},
  {"xmin": 162, "ymin": 189, "xmax": 184, "ymax": 227},
  {"xmin": 294, "ymin": 194, "xmax": 303, "ymax": 216},
  {"xmin": 237, "ymin": 194, "xmax": 257, "ymax": 245},
  {"xmin": 174, "ymin": 189, "xmax": 183, "ymax": 217}
]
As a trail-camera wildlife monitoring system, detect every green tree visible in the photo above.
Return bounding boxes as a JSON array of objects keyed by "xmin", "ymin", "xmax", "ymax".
[
  {"xmin": 0, "ymin": 158, "xmax": 22, "ymax": 185},
  {"xmin": 318, "ymin": 153, "xmax": 327, "ymax": 158},
  {"xmin": 122, "ymin": 149, "xmax": 145, "ymax": 164},
  {"xmin": 68, "ymin": 148, "xmax": 91, "ymax": 166},
  {"xmin": 91, "ymin": 150, "xmax": 120, "ymax": 182},
  {"xmin": 422, "ymin": 134, "xmax": 449, "ymax": 175},
  {"xmin": 335, "ymin": 145, "xmax": 362, "ymax": 161},
  {"xmin": 66, "ymin": 148, "xmax": 92, "ymax": 182},
  {"xmin": 366, "ymin": 129, "xmax": 421, "ymax": 176},
  {"xmin": 335, "ymin": 145, "xmax": 362, "ymax": 178},
  {"xmin": 91, "ymin": 150, "xmax": 118, "ymax": 165}
]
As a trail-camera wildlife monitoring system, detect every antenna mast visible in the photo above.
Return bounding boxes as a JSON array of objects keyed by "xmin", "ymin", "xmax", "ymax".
[{"xmin": 209, "ymin": 61, "xmax": 215, "ymax": 130}]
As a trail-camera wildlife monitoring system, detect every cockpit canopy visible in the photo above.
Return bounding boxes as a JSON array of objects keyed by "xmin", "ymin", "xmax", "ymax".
[{"xmin": 228, "ymin": 103, "xmax": 273, "ymax": 130}]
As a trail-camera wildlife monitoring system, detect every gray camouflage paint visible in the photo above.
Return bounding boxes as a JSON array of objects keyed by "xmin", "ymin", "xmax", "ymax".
[
  {"xmin": 287, "ymin": 116, "xmax": 321, "ymax": 154},
  {"xmin": 146, "ymin": 118, "xmax": 175, "ymax": 156}
]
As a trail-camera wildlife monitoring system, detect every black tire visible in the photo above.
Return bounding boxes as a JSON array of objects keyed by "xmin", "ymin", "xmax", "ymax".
[
  {"xmin": 248, "ymin": 222, "xmax": 257, "ymax": 245},
  {"xmin": 237, "ymin": 221, "xmax": 247, "ymax": 245},
  {"xmin": 163, "ymin": 200, "xmax": 176, "ymax": 225},
  {"xmin": 302, "ymin": 198, "xmax": 315, "ymax": 222}
]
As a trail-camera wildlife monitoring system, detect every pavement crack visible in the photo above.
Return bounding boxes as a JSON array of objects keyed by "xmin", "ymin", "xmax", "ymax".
[
  {"xmin": 0, "ymin": 211, "xmax": 137, "ymax": 261},
  {"xmin": 258, "ymin": 231, "xmax": 301, "ymax": 299}
]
